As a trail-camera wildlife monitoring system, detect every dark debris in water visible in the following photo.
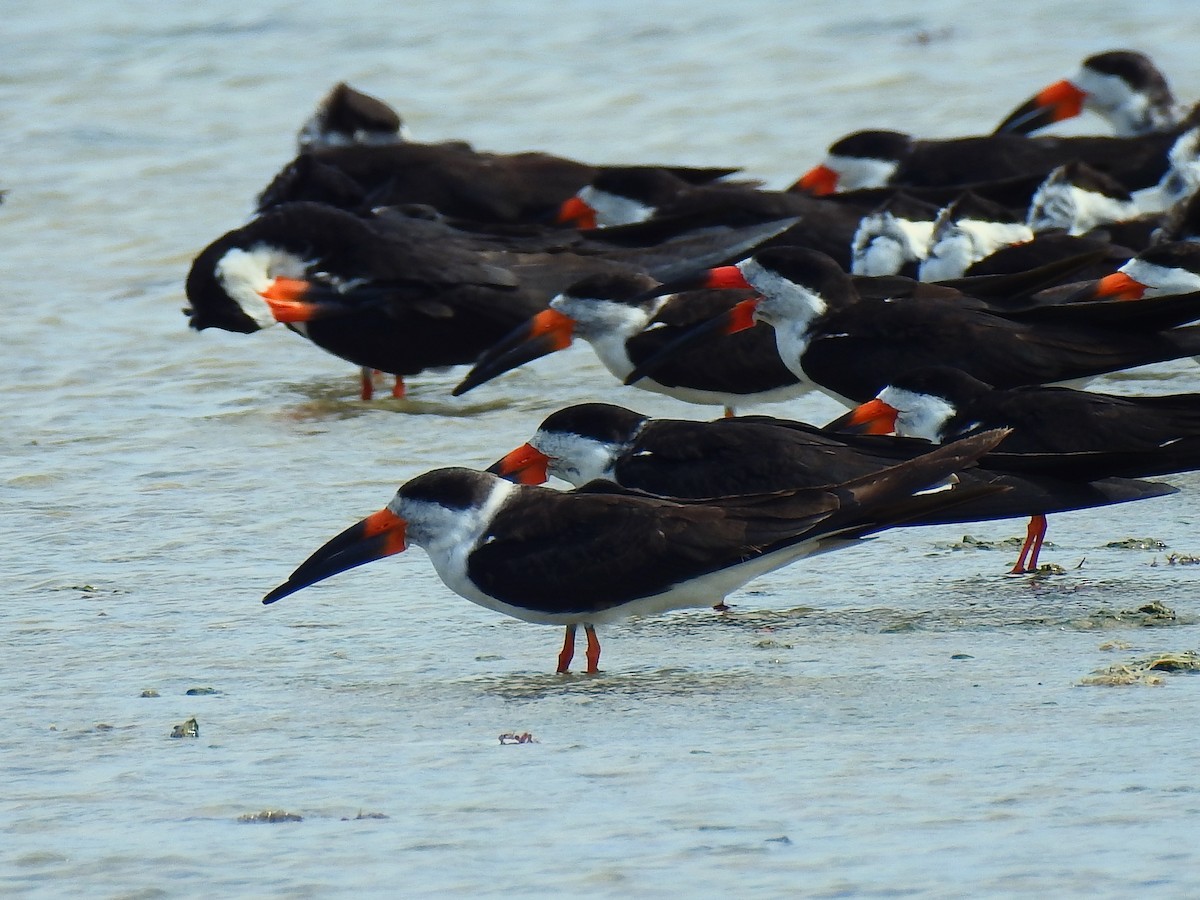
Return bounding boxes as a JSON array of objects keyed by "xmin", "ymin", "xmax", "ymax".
[
  {"xmin": 1081, "ymin": 651, "xmax": 1200, "ymax": 686},
  {"xmin": 140, "ymin": 689, "xmax": 160, "ymax": 698},
  {"xmin": 1153, "ymin": 552, "xmax": 1200, "ymax": 566},
  {"xmin": 1075, "ymin": 601, "xmax": 1179, "ymax": 631},
  {"xmin": 238, "ymin": 810, "xmax": 303, "ymax": 824},
  {"xmin": 499, "ymin": 732, "xmax": 536, "ymax": 745},
  {"xmin": 933, "ymin": 534, "xmax": 1027, "ymax": 552},
  {"xmin": 1106, "ymin": 537, "xmax": 1168, "ymax": 550},
  {"xmin": 169, "ymin": 717, "xmax": 199, "ymax": 739},
  {"xmin": 54, "ymin": 583, "xmax": 127, "ymax": 597},
  {"xmin": 753, "ymin": 639, "xmax": 794, "ymax": 650},
  {"xmin": 185, "ymin": 687, "xmax": 220, "ymax": 696},
  {"xmin": 1022, "ymin": 562, "xmax": 1067, "ymax": 576},
  {"xmin": 342, "ymin": 811, "xmax": 389, "ymax": 821}
]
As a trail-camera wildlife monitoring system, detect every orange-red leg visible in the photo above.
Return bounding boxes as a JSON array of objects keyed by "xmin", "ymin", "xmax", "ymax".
[
  {"xmin": 391, "ymin": 376, "xmax": 406, "ymax": 399},
  {"xmin": 1025, "ymin": 514, "xmax": 1048, "ymax": 570},
  {"xmin": 584, "ymin": 625, "xmax": 600, "ymax": 674},
  {"xmin": 556, "ymin": 624, "xmax": 577, "ymax": 673},
  {"xmin": 359, "ymin": 367, "xmax": 375, "ymax": 401},
  {"xmin": 1010, "ymin": 514, "xmax": 1048, "ymax": 574},
  {"xmin": 723, "ymin": 406, "xmax": 735, "ymax": 418}
]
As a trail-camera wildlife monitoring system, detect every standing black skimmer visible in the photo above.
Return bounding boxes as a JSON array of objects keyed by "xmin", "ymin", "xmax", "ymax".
[
  {"xmin": 623, "ymin": 247, "xmax": 1200, "ymax": 408},
  {"xmin": 994, "ymin": 50, "xmax": 1181, "ymax": 137},
  {"xmin": 185, "ymin": 202, "xmax": 792, "ymax": 399},
  {"xmin": 826, "ymin": 365, "xmax": 1200, "ymax": 571},
  {"xmin": 451, "ymin": 271, "xmax": 801, "ymax": 415},
  {"xmin": 555, "ymin": 167, "xmax": 870, "ymax": 268},
  {"xmin": 259, "ymin": 141, "xmax": 740, "ymax": 225},
  {"xmin": 791, "ymin": 129, "xmax": 1179, "ymax": 198},
  {"xmin": 262, "ymin": 431, "xmax": 1014, "ymax": 673},
  {"xmin": 271, "ymin": 81, "xmax": 742, "ymax": 223},
  {"xmin": 487, "ymin": 404, "xmax": 1176, "ymax": 549}
]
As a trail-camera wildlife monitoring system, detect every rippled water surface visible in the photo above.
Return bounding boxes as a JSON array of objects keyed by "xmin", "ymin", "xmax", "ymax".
[{"xmin": 5, "ymin": 2, "xmax": 1200, "ymax": 896}]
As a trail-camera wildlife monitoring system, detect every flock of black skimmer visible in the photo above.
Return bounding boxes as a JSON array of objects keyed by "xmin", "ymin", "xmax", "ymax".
[{"xmin": 187, "ymin": 51, "xmax": 1200, "ymax": 674}]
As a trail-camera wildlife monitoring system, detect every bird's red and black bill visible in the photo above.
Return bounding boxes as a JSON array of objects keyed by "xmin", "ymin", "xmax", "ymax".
[
  {"xmin": 824, "ymin": 398, "xmax": 900, "ymax": 435},
  {"xmin": 263, "ymin": 508, "xmax": 407, "ymax": 605},
  {"xmin": 994, "ymin": 79, "xmax": 1087, "ymax": 135},
  {"xmin": 487, "ymin": 443, "xmax": 551, "ymax": 485}
]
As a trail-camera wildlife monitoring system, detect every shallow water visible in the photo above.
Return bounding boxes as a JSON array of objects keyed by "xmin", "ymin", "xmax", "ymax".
[{"xmin": 4, "ymin": 2, "xmax": 1200, "ymax": 896}]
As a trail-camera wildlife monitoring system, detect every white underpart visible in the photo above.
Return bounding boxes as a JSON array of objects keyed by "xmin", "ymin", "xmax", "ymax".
[
  {"xmin": 1120, "ymin": 258, "xmax": 1200, "ymax": 298},
  {"xmin": 1027, "ymin": 179, "xmax": 1138, "ymax": 235},
  {"xmin": 531, "ymin": 430, "xmax": 624, "ymax": 486},
  {"xmin": 879, "ymin": 386, "xmax": 956, "ymax": 442},
  {"xmin": 394, "ymin": 476, "xmax": 862, "ymax": 626},
  {"xmin": 851, "ymin": 213, "xmax": 935, "ymax": 275},
  {"xmin": 1133, "ymin": 128, "xmax": 1200, "ymax": 213},
  {"xmin": 919, "ymin": 219, "xmax": 1034, "ymax": 281},
  {"xmin": 554, "ymin": 291, "xmax": 810, "ymax": 408},
  {"xmin": 1072, "ymin": 67, "xmax": 1177, "ymax": 137},
  {"xmin": 214, "ymin": 245, "xmax": 310, "ymax": 330},
  {"xmin": 824, "ymin": 153, "xmax": 899, "ymax": 191},
  {"xmin": 578, "ymin": 186, "xmax": 654, "ymax": 227},
  {"xmin": 564, "ymin": 533, "xmax": 862, "ymax": 625}
]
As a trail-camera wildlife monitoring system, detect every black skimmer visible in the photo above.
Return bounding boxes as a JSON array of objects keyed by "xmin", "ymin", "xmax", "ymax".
[
  {"xmin": 555, "ymin": 167, "xmax": 870, "ymax": 268},
  {"xmin": 185, "ymin": 202, "xmax": 792, "ymax": 399},
  {"xmin": 262, "ymin": 431, "xmax": 1014, "ymax": 673},
  {"xmin": 850, "ymin": 193, "xmax": 942, "ymax": 277},
  {"xmin": 916, "ymin": 192, "xmax": 1034, "ymax": 282},
  {"xmin": 994, "ymin": 50, "xmax": 1181, "ymax": 137},
  {"xmin": 1025, "ymin": 161, "xmax": 1143, "ymax": 236},
  {"xmin": 623, "ymin": 247, "xmax": 1200, "ymax": 408},
  {"xmin": 259, "ymin": 141, "xmax": 741, "ymax": 225},
  {"xmin": 850, "ymin": 185, "xmax": 1128, "ymax": 282},
  {"xmin": 1066, "ymin": 242, "xmax": 1200, "ymax": 302},
  {"xmin": 1153, "ymin": 191, "xmax": 1200, "ymax": 244},
  {"xmin": 488, "ymin": 402, "xmax": 1176, "ymax": 537},
  {"xmin": 451, "ymin": 271, "xmax": 801, "ymax": 415},
  {"xmin": 791, "ymin": 128, "xmax": 1179, "ymax": 198},
  {"xmin": 1025, "ymin": 128, "xmax": 1200, "ymax": 239},
  {"xmin": 826, "ymin": 364, "xmax": 1200, "ymax": 571},
  {"xmin": 297, "ymin": 82, "xmax": 409, "ymax": 151}
]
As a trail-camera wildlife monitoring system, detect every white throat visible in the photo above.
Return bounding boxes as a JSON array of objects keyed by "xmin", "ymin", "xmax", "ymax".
[
  {"xmin": 880, "ymin": 386, "xmax": 956, "ymax": 442},
  {"xmin": 214, "ymin": 245, "xmax": 310, "ymax": 329}
]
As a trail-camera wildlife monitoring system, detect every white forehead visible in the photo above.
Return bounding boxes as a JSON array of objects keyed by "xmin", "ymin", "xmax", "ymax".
[
  {"xmin": 879, "ymin": 385, "xmax": 956, "ymax": 441},
  {"xmin": 391, "ymin": 478, "xmax": 515, "ymax": 551},
  {"xmin": 1071, "ymin": 66, "xmax": 1138, "ymax": 111},
  {"xmin": 530, "ymin": 429, "xmax": 621, "ymax": 486},
  {"xmin": 1121, "ymin": 258, "xmax": 1200, "ymax": 296},
  {"xmin": 824, "ymin": 154, "xmax": 898, "ymax": 191},
  {"xmin": 578, "ymin": 185, "xmax": 653, "ymax": 227},
  {"xmin": 549, "ymin": 292, "xmax": 662, "ymax": 340}
]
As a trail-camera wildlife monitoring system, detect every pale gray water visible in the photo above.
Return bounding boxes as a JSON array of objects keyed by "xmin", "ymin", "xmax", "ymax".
[{"xmin": 4, "ymin": 2, "xmax": 1200, "ymax": 896}]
